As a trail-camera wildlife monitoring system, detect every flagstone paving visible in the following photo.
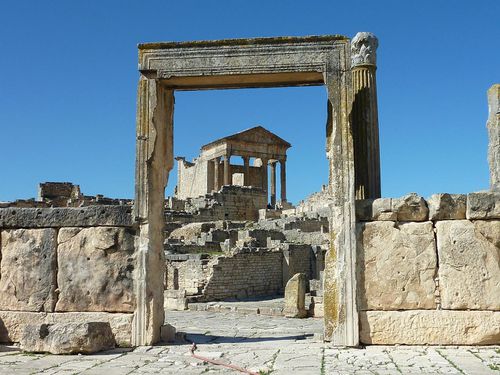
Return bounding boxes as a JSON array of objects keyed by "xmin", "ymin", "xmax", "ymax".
[{"xmin": 0, "ymin": 310, "xmax": 498, "ymax": 374}]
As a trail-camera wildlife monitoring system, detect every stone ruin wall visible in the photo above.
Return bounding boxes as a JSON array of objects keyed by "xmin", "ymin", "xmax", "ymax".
[
  {"xmin": 0, "ymin": 206, "xmax": 136, "ymax": 347},
  {"xmin": 165, "ymin": 244, "xmax": 324, "ymax": 303},
  {"xmin": 355, "ymin": 191, "xmax": 500, "ymax": 345},
  {"xmin": 166, "ymin": 185, "xmax": 267, "ymax": 223}
]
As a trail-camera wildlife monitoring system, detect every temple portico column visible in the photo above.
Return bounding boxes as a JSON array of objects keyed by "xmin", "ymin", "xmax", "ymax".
[
  {"xmin": 351, "ymin": 32, "xmax": 381, "ymax": 199},
  {"xmin": 223, "ymin": 154, "xmax": 231, "ymax": 186},
  {"xmin": 261, "ymin": 158, "xmax": 268, "ymax": 200},
  {"xmin": 270, "ymin": 161, "xmax": 277, "ymax": 207},
  {"xmin": 213, "ymin": 157, "xmax": 221, "ymax": 191},
  {"xmin": 280, "ymin": 159, "xmax": 287, "ymax": 202},
  {"xmin": 243, "ymin": 156, "xmax": 250, "ymax": 186}
]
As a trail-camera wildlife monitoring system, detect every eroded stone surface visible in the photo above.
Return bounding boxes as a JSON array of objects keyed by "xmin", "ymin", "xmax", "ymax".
[
  {"xmin": 20, "ymin": 322, "xmax": 115, "ymax": 354},
  {"xmin": 357, "ymin": 221, "xmax": 437, "ymax": 310},
  {"xmin": 488, "ymin": 84, "xmax": 500, "ymax": 191},
  {"xmin": 0, "ymin": 206, "xmax": 133, "ymax": 228},
  {"xmin": 0, "ymin": 229, "xmax": 57, "ymax": 312},
  {"xmin": 283, "ymin": 273, "xmax": 307, "ymax": 318},
  {"xmin": 467, "ymin": 191, "xmax": 500, "ymax": 219},
  {"xmin": 0, "ymin": 311, "xmax": 133, "ymax": 346},
  {"xmin": 56, "ymin": 227, "xmax": 136, "ymax": 313},
  {"xmin": 392, "ymin": 193, "xmax": 429, "ymax": 221},
  {"xmin": 437, "ymin": 220, "xmax": 500, "ymax": 310},
  {"xmin": 427, "ymin": 193, "xmax": 466, "ymax": 220},
  {"xmin": 360, "ymin": 310, "xmax": 500, "ymax": 345}
]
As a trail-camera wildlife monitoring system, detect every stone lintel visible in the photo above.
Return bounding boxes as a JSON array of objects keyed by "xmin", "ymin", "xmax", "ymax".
[
  {"xmin": 0, "ymin": 206, "xmax": 133, "ymax": 228},
  {"xmin": 138, "ymin": 35, "xmax": 348, "ymax": 50}
]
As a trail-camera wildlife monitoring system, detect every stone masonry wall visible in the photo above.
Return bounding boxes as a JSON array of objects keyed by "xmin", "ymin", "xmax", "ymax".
[
  {"xmin": 0, "ymin": 206, "xmax": 136, "ymax": 347},
  {"xmin": 356, "ymin": 192, "xmax": 500, "ymax": 345},
  {"xmin": 166, "ymin": 250, "xmax": 285, "ymax": 301},
  {"xmin": 202, "ymin": 250, "xmax": 283, "ymax": 300}
]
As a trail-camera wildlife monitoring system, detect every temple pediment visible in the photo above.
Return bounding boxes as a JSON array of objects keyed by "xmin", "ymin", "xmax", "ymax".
[{"xmin": 201, "ymin": 126, "xmax": 291, "ymax": 151}]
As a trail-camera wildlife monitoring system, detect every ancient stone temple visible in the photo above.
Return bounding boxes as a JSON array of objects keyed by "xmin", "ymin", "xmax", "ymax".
[{"xmin": 175, "ymin": 126, "xmax": 291, "ymax": 207}]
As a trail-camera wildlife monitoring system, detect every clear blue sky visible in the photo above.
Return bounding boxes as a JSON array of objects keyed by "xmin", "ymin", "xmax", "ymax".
[{"xmin": 1, "ymin": 1, "xmax": 498, "ymax": 204}]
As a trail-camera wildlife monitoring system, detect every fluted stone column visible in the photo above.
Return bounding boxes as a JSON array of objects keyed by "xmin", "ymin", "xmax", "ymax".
[
  {"xmin": 270, "ymin": 161, "xmax": 277, "ymax": 207},
  {"xmin": 223, "ymin": 154, "xmax": 231, "ymax": 186},
  {"xmin": 351, "ymin": 32, "xmax": 381, "ymax": 199},
  {"xmin": 243, "ymin": 156, "xmax": 250, "ymax": 186},
  {"xmin": 280, "ymin": 159, "xmax": 287, "ymax": 202},
  {"xmin": 261, "ymin": 158, "xmax": 268, "ymax": 202},
  {"xmin": 213, "ymin": 157, "xmax": 221, "ymax": 191},
  {"xmin": 487, "ymin": 84, "xmax": 500, "ymax": 191}
]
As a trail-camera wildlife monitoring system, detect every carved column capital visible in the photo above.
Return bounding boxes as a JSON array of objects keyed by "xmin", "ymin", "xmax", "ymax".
[{"xmin": 351, "ymin": 32, "xmax": 378, "ymax": 68}]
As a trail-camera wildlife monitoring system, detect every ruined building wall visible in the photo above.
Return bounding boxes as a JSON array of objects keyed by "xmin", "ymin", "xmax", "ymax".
[
  {"xmin": 202, "ymin": 250, "xmax": 284, "ymax": 300},
  {"xmin": 355, "ymin": 191, "xmax": 500, "ymax": 345},
  {"xmin": 176, "ymin": 159, "xmax": 209, "ymax": 200},
  {"xmin": 165, "ymin": 246, "xmax": 322, "ymax": 302},
  {"xmin": 0, "ymin": 206, "xmax": 136, "ymax": 347}
]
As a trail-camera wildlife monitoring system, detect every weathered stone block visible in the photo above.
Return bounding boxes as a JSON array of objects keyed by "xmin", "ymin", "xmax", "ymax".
[
  {"xmin": 355, "ymin": 199, "xmax": 373, "ymax": 221},
  {"xmin": 355, "ymin": 198, "xmax": 395, "ymax": 221},
  {"xmin": 0, "ymin": 229, "xmax": 57, "ymax": 312},
  {"xmin": 372, "ymin": 198, "xmax": 396, "ymax": 221},
  {"xmin": 164, "ymin": 290, "xmax": 188, "ymax": 311},
  {"xmin": 436, "ymin": 220, "xmax": 500, "ymax": 310},
  {"xmin": 160, "ymin": 323, "xmax": 176, "ymax": 343},
  {"xmin": 56, "ymin": 227, "xmax": 135, "ymax": 313},
  {"xmin": 20, "ymin": 322, "xmax": 115, "ymax": 354},
  {"xmin": 487, "ymin": 84, "xmax": 500, "ymax": 191},
  {"xmin": 283, "ymin": 273, "xmax": 307, "ymax": 318},
  {"xmin": 392, "ymin": 193, "xmax": 428, "ymax": 221},
  {"xmin": 0, "ymin": 311, "xmax": 133, "ymax": 347},
  {"xmin": 360, "ymin": 310, "xmax": 500, "ymax": 345},
  {"xmin": 0, "ymin": 206, "xmax": 133, "ymax": 228},
  {"xmin": 427, "ymin": 193, "xmax": 466, "ymax": 220},
  {"xmin": 357, "ymin": 221, "xmax": 437, "ymax": 310},
  {"xmin": 466, "ymin": 191, "xmax": 500, "ymax": 219}
]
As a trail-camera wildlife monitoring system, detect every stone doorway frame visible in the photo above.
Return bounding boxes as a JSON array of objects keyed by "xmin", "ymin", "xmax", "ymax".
[{"xmin": 133, "ymin": 35, "xmax": 368, "ymax": 346}]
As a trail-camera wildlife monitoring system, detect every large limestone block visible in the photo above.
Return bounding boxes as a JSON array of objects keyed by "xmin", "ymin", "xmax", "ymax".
[
  {"xmin": 392, "ymin": 193, "xmax": 428, "ymax": 221},
  {"xmin": 0, "ymin": 229, "xmax": 57, "ymax": 312},
  {"xmin": 20, "ymin": 322, "xmax": 115, "ymax": 354},
  {"xmin": 283, "ymin": 273, "xmax": 307, "ymax": 318},
  {"xmin": 56, "ymin": 227, "xmax": 136, "ymax": 313},
  {"xmin": 0, "ymin": 206, "xmax": 133, "ymax": 228},
  {"xmin": 466, "ymin": 191, "xmax": 500, "ymax": 219},
  {"xmin": 357, "ymin": 221, "xmax": 437, "ymax": 310},
  {"xmin": 488, "ymin": 84, "xmax": 500, "ymax": 191},
  {"xmin": 360, "ymin": 310, "xmax": 500, "ymax": 345},
  {"xmin": 0, "ymin": 311, "xmax": 133, "ymax": 347},
  {"xmin": 436, "ymin": 220, "xmax": 500, "ymax": 310},
  {"xmin": 427, "ymin": 193, "xmax": 466, "ymax": 220}
]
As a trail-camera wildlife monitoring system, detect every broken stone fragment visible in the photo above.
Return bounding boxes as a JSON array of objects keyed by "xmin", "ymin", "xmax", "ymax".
[
  {"xmin": 283, "ymin": 273, "xmax": 307, "ymax": 318},
  {"xmin": 427, "ymin": 193, "xmax": 466, "ymax": 220},
  {"xmin": 392, "ymin": 193, "xmax": 428, "ymax": 221},
  {"xmin": 20, "ymin": 322, "xmax": 115, "ymax": 354},
  {"xmin": 160, "ymin": 323, "xmax": 177, "ymax": 343},
  {"xmin": 466, "ymin": 191, "xmax": 500, "ymax": 219}
]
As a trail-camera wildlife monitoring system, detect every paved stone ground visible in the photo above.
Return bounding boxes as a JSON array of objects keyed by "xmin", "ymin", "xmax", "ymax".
[{"xmin": 0, "ymin": 310, "xmax": 498, "ymax": 374}]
